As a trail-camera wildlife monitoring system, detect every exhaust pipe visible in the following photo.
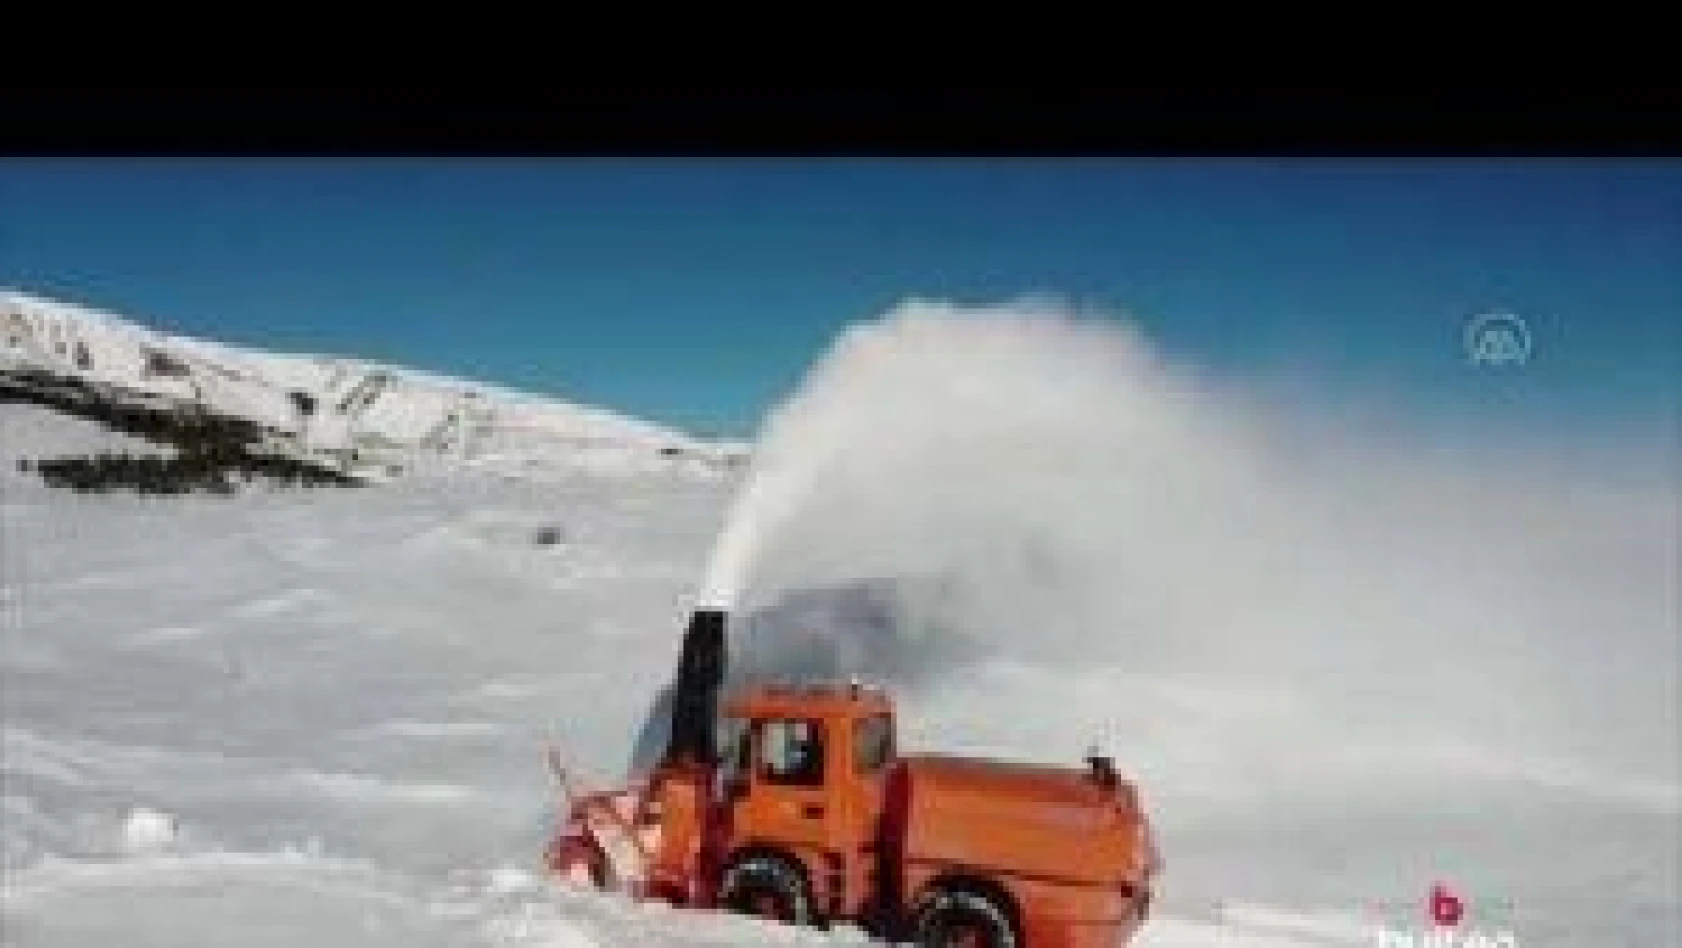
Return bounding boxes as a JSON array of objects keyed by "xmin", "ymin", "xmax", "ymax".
[{"xmin": 661, "ymin": 608, "xmax": 729, "ymax": 768}]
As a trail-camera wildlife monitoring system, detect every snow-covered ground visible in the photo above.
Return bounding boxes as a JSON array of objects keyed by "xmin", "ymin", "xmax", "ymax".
[
  {"xmin": 3, "ymin": 400, "xmax": 1674, "ymax": 947},
  {"xmin": 0, "ymin": 403, "xmax": 1334, "ymax": 947},
  {"xmin": 2, "ymin": 295, "xmax": 1676, "ymax": 947}
]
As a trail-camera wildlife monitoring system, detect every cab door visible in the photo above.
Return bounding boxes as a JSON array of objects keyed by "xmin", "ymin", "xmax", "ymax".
[
  {"xmin": 841, "ymin": 712, "xmax": 895, "ymax": 919},
  {"xmin": 733, "ymin": 717, "xmax": 834, "ymax": 857}
]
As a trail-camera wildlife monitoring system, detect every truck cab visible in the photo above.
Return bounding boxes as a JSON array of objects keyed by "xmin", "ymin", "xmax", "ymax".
[{"xmin": 713, "ymin": 681, "xmax": 898, "ymax": 924}]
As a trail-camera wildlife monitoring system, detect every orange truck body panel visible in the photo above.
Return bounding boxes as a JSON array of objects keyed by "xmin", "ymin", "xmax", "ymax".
[
  {"xmin": 548, "ymin": 682, "xmax": 1159, "ymax": 947},
  {"xmin": 898, "ymin": 753, "xmax": 1157, "ymax": 888},
  {"xmin": 892, "ymin": 754, "xmax": 1157, "ymax": 947}
]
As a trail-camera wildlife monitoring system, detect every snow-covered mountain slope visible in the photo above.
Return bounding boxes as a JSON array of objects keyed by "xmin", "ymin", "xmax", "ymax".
[
  {"xmin": 0, "ymin": 406, "xmax": 1384, "ymax": 948},
  {"xmin": 2, "ymin": 404, "xmax": 1674, "ymax": 948},
  {"xmin": 1, "ymin": 290, "xmax": 745, "ymax": 480}
]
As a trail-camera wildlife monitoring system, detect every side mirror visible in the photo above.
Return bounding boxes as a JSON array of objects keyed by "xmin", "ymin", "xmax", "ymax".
[
  {"xmin": 724, "ymin": 773, "xmax": 750, "ymax": 801},
  {"xmin": 1085, "ymin": 752, "xmax": 1120, "ymax": 790}
]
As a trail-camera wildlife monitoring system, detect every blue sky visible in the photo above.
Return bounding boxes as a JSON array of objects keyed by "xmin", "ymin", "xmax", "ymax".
[{"xmin": 2, "ymin": 159, "xmax": 1676, "ymax": 438}]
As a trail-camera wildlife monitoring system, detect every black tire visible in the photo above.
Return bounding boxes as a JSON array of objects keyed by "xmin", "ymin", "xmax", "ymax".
[
  {"xmin": 912, "ymin": 886, "xmax": 1019, "ymax": 948},
  {"xmin": 717, "ymin": 853, "xmax": 817, "ymax": 928}
]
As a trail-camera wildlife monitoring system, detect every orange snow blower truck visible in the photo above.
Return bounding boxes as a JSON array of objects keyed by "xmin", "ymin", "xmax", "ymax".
[{"xmin": 544, "ymin": 609, "xmax": 1161, "ymax": 948}]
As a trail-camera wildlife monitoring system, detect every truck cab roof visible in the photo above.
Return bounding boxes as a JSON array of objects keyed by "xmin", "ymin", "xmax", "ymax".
[{"xmin": 721, "ymin": 679, "xmax": 894, "ymax": 719}]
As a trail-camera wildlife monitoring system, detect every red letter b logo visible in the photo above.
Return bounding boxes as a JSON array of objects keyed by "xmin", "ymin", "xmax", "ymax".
[{"xmin": 1430, "ymin": 883, "xmax": 1464, "ymax": 927}]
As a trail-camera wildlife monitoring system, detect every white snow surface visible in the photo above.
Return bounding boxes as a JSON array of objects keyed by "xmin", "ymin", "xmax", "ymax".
[
  {"xmin": 2, "ymin": 296, "xmax": 1677, "ymax": 947},
  {"xmin": 0, "ymin": 404, "xmax": 1386, "ymax": 948},
  {"xmin": 4, "ymin": 401, "xmax": 1675, "ymax": 947}
]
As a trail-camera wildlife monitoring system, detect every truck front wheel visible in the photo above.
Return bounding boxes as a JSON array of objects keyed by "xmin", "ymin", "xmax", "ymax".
[
  {"xmin": 912, "ymin": 886, "xmax": 1019, "ymax": 948},
  {"xmin": 717, "ymin": 853, "xmax": 817, "ymax": 928}
]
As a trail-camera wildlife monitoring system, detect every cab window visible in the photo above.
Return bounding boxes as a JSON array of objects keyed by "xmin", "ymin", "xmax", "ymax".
[
  {"xmin": 854, "ymin": 713, "xmax": 894, "ymax": 773},
  {"xmin": 759, "ymin": 718, "xmax": 825, "ymax": 786},
  {"xmin": 717, "ymin": 716, "xmax": 750, "ymax": 773}
]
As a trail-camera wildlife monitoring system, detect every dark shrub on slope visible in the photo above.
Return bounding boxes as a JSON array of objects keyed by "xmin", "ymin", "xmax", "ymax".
[{"xmin": 28, "ymin": 449, "xmax": 362, "ymax": 495}]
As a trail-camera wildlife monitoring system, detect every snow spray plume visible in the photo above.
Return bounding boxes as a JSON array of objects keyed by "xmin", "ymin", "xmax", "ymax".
[{"xmin": 688, "ymin": 298, "xmax": 1677, "ymax": 813}]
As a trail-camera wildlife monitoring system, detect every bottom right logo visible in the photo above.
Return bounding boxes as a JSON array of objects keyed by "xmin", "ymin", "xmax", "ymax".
[{"xmin": 1372, "ymin": 883, "xmax": 1519, "ymax": 948}]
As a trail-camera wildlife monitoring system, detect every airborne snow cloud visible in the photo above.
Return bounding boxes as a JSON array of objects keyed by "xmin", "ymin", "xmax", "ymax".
[{"xmin": 707, "ymin": 298, "xmax": 1678, "ymax": 813}]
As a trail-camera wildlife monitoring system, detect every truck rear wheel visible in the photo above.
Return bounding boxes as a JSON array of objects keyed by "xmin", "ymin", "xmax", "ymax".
[
  {"xmin": 717, "ymin": 853, "xmax": 816, "ymax": 928},
  {"xmin": 912, "ymin": 886, "xmax": 1019, "ymax": 948}
]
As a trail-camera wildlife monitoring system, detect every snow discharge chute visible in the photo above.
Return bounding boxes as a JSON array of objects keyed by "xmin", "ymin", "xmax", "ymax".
[{"xmin": 660, "ymin": 607, "xmax": 728, "ymax": 769}]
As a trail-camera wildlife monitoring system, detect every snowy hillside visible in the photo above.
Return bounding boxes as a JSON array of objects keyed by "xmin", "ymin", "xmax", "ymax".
[
  {"xmin": 1, "ymin": 290, "xmax": 745, "ymax": 482},
  {"xmin": 4, "ymin": 409, "xmax": 1674, "ymax": 948},
  {"xmin": 0, "ymin": 405, "xmax": 1381, "ymax": 948}
]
